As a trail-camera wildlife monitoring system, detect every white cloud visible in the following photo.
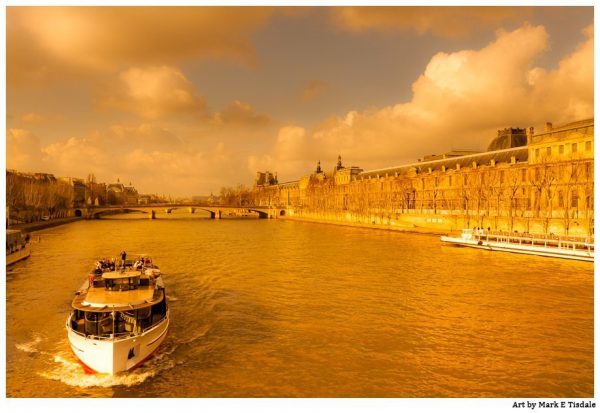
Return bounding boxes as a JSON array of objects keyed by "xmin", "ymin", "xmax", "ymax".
[
  {"xmin": 96, "ymin": 66, "xmax": 206, "ymax": 119},
  {"xmin": 252, "ymin": 24, "xmax": 593, "ymax": 180},
  {"xmin": 7, "ymin": 129, "xmax": 46, "ymax": 171}
]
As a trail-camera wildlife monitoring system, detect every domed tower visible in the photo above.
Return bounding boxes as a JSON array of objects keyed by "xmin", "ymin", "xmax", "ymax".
[
  {"xmin": 336, "ymin": 155, "xmax": 343, "ymax": 170},
  {"xmin": 487, "ymin": 128, "xmax": 527, "ymax": 151},
  {"xmin": 315, "ymin": 160, "xmax": 322, "ymax": 174}
]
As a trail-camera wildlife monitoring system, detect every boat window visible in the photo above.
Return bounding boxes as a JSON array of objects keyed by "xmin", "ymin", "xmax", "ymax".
[
  {"xmin": 137, "ymin": 307, "xmax": 152, "ymax": 330},
  {"xmin": 84, "ymin": 312, "xmax": 113, "ymax": 336},
  {"xmin": 105, "ymin": 276, "xmax": 140, "ymax": 291}
]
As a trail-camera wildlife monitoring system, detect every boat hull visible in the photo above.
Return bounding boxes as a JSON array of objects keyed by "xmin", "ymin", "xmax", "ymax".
[
  {"xmin": 7, "ymin": 244, "xmax": 31, "ymax": 266},
  {"xmin": 66, "ymin": 314, "xmax": 169, "ymax": 375},
  {"xmin": 441, "ymin": 236, "xmax": 594, "ymax": 262}
]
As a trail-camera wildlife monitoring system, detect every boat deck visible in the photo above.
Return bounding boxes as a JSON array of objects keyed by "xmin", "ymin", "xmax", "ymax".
[
  {"xmin": 73, "ymin": 288, "xmax": 163, "ymax": 312},
  {"xmin": 441, "ymin": 229, "xmax": 594, "ymax": 262},
  {"xmin": 72, "ymin": 267, "xmax": 165, "ymax": 312}
]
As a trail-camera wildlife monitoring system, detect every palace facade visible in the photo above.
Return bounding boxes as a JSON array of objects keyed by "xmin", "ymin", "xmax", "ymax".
[{"xmin": 253, "ymin": 119, "xmax": 594, "ymax": 236}]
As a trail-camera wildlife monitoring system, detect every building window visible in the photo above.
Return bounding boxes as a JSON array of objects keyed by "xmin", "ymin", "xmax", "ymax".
[
  {"xmin": 546, "ymin": 147, "xmax": 551, "ymax": 156},
  {"xmin": 559, "ymin": 145, "xmax": 564, "ymax": 154},
  {"xmin": 558, "ymin": 190, "xmax": 564, "ymax": 207},
  {"xmin": 572, "ymin": 143, "xmax": 578, "ymax": 153},
  {"xmin": 500, "ymin": 171, "xmax": 505, "ymax": 183},
  {"xmin": 535, "ymin": 148, "xmax": 540, "ymax": 158},
  {"xmin": 585, "ymin": 141, "xmax": 591, "ymax": 151},
  {"xmin": 463, "ymin": 175, "xmax": 468, "ymax": 186},
  {"xmin": 521, "ymin": 169, "xmax": 527, "ymax": 182},
  {"xmin": 571, "ymin": 191, "xmax": 579, "ymax": 209},
  {"xmin": 448, "ymin": 176, "xmax": 452, "ymax": 186}
]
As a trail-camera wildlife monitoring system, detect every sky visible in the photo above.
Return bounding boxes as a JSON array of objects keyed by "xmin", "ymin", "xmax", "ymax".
[{"xmin": 6, "ymin": 6, "xmax": 594, "ymax": 196}]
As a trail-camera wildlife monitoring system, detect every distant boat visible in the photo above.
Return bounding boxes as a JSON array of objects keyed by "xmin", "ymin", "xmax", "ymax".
[
  {"xmin": 66, "ymin": 256, "xmax": 169, "ymax": 374},
  {"xmin": 6, "ymin": 229, "xmax": 31, "ymax": 266},
  {"xmin": 441, "ymin": 229, "xmax": 594, "ymax": 262}
]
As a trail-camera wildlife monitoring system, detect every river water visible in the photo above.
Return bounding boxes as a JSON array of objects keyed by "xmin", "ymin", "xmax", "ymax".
[{"xmin": 5, "ymin": 211, "xmax": 594, "ymax": 397}]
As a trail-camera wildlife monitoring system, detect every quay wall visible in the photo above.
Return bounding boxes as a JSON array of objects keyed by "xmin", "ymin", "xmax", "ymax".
[
  {"xmin": 281, "ymin": 209, "xmax": 590, "ymax": 237},
  {"xmin": 8, "ymin": 216, "xmax": 83, "ymax": 234}
]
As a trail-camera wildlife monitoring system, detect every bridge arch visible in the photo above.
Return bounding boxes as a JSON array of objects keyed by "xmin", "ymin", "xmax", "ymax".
[
  {"xmin": 74, "ymin": 209, "xmax": 82, "ymax": 217},
  {"xmin": 248, "ymin": 209, "xmax": 269, "ymax": 219},
  {"xmin": 91, "ymin": 208, "xmax": 150, "ymax": 219}
]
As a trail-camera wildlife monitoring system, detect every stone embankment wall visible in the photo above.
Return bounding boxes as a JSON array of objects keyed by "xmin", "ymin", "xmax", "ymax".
[{"xmin": 282, "ymin": 208, "xmax": 592, "ymax": 237}]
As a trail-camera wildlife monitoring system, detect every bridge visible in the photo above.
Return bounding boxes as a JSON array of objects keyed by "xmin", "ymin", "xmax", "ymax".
[{"xmin": 76, "ymin": 204, "xmax": 287, "ymax": 220}]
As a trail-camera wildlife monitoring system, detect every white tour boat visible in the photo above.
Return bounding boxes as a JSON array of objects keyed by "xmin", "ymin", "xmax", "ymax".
[
  {"xmin": 6, "ymin": 229, "xmax": 31, "ymax": 266},
  {"xmin": 66, "ymin": 256, "xmax": 169, "ymax": 374},
  {"xmin": 441, "ymin": 229, "xmax": 594, "ymax": 262}
]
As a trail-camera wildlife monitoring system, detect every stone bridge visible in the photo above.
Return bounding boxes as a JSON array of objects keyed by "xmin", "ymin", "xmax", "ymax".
[{"xmin": 77, "ymin": 204, "xmax": 287, "ymax": 220}]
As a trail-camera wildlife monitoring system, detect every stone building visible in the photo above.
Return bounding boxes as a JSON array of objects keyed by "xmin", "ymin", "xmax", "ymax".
[
  {"xmin": 252, "ymin": 119, "xmax": 594, "ymax": 236},
  {"xmin": 60, "ymin": 177, "xmax": 87, "ymax": 206},
  {"xmin": 107, "ymin": 182, "xmax": 126, "ymax": 205}
]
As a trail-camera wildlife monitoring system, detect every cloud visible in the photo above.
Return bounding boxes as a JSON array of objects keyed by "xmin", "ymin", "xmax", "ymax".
[
  {"xmin": 7, "ymin": 122, "xmax": 263, "ymax": 195},
  {"xmin": 248, "ymin": 126, "xmax": 317, "ymax": 178},
  {"xmin": 7, "ymin": 7, "xmax": 275, "ymax": 85},
  {"xmin": 212, "ymin": 100, "xmax": 271, "ymax": 126},
  {"xmin": 96, "ymin": 66, "xmax": 206, "ymax": 119},
  {"xmin": 7, "ymin": 129, "xmax": 46, "ymax": 170},
  {"xmin": 526, "ymin": 25, "xmax": 594, "ymax": 121},
  {"xmin": 21, "ymin": 112, "xmax": 48, "ymax": 124},
  {"xmin": 300, "ymin": 80, "xmax": 330, "ymax": 101},
  {"xmin": 330, "ymin": 7, "xmax": 530, "ymax": 38},
  {"xmin": 252, "ymin": 24, "xmax": 593, "ymax": 180}
]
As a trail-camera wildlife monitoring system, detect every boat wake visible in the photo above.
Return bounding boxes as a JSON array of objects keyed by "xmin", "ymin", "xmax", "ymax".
[
  {"xmin": 41, "ymin": 341, "xmax": 178, "ymax": 388},
  {"xmin": 17, "ymin": 333, "xmax": 178, "ymax": 388},
  {"xmin": 15, "ymin": 333, "xmax": 44, "ymax": 353},
  {"xmin": 40, "ymin": 352, "xmax": 156, "ymax": 388}
]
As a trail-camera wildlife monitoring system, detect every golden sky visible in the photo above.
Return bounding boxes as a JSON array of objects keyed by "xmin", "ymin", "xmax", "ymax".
[{"xmin": 6, "ymin": 6, "xmax": 594, "ymax": 196}]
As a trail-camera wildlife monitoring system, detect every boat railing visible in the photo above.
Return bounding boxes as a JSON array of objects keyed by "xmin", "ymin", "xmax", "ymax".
[
  {"xmin": 67, "ymin": 311, "xmax": 168, "ymax": 340},
  {"xmin": 472, "ymin": 230, "xmax": 594, "ymax": 251},
  {"xmin": 140, "ymin": 311, "xmax": 168, "ymax": 334}
]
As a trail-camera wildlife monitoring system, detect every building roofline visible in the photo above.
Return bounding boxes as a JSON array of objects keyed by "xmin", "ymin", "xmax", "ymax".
[{"xmin": 360, "ymin": 146, "xmax": 528, "ymax": 176}]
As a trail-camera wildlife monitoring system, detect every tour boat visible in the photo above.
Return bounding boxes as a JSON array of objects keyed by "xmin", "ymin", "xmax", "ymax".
[
  {"xmin": 6, "ymin": 229, "xmax": 31, "ymax": 266},
  {"xmin": 441, "ymin": 229, "xmax": 594, "ymax": 262},
  {"xmin": 66, "ymin": 256, "xmax": 169, "ymax": 374}
]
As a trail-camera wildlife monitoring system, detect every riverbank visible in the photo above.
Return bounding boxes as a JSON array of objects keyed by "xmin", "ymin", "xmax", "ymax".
[
  {"xmin": 8, "ymin": 216, "xmax": 83, "ymax": 234},
  {"xmin": 279, "ymin": 214, "xmax": 448, "ymax": 236}
]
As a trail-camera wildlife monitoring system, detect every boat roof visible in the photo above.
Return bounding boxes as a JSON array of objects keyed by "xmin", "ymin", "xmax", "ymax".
[
  {"xmin": 73, "ymin": 287, "xmax": 163, "ymax": 312},
  {"xmin": 72, "ymin": 259, "xmax": 165, "ymax": 312},
  {"xmin": 102, "ymin": 270, "xmax": 141, "ymax": 280}
]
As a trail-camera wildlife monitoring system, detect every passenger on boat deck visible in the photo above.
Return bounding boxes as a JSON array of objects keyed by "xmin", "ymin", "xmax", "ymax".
[
  {"xmin": 120, "ymin": 251, "xmax": 127, "ymax": 267},
  {"xmin": 94, "ymin": 262, "xmax": 103, "ymax": 275}
]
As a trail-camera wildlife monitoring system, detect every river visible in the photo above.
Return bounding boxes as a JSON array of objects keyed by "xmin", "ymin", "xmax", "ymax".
[{"xmin": 5, "ymin": 211, "xmax": 594, "ymax": 397}]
